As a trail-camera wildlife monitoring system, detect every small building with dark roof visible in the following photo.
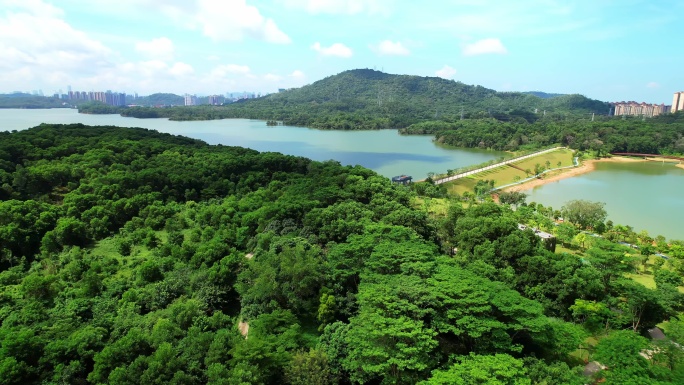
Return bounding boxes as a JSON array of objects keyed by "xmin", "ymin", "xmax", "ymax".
[{"xmin": 391, "ymin": 175, "xmax": 413, "ymax": 184}]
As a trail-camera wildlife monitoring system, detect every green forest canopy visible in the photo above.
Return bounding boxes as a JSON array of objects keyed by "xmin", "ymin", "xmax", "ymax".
[
  {"xmin": 1, "ymin": 124, "xmax": 684, "ymax": 384},
  {"xmin": 78, "ymin": 69, "xmax": 610, "ymax": 129}
]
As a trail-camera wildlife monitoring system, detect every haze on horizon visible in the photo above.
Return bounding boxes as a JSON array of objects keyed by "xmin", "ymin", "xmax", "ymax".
[{"xmin": 1, "ymin": 0, "xmax": 681, "ymax": 104}]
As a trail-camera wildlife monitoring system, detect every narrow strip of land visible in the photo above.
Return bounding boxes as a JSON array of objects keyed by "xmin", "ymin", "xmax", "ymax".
[
  {"xmin": 433, "ymin": 147, "xmax": 564, "ymax": 185},
  {"xmin": 504, "ymin": 156, "xmax": 643, "ymax": 192}
]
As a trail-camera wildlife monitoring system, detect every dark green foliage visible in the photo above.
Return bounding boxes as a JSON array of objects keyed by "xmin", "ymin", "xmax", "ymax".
[
  {"xmin": 421, "ymin": 113, "xmax": 684, "ymax": 153},
  {"xmin": 3, "ymin": 124, "xmax": 676, "ymax": 384}
]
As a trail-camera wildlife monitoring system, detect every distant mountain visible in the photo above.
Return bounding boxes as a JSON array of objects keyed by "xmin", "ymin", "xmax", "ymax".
[
  {"xmin": 221, "ymin": 69, "xmax": 610, "ymax": 129},
  {"xmin": 523, "ymin": 91, "xmax": 566, "ymax": 99},
  {"xmin": 80, "ymin": 69, "xmax": 611, "ymax": 129},
  {"xmin": 0, "ymin": 94, "xmax": 67, "ymax": 109},
  {"xmin": 130, "ymin": 93, "xmax": 184, "ymax": 106}
]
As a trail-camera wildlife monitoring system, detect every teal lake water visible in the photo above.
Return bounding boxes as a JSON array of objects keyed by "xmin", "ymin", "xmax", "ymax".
[
  {"xmin": 524, "ymin": 161, "xmax": 684, "ymax": 241},
  {"xmin": 0, "ymin": 109, "xmax": 504, "ymax": 180},
  {"xmin": 1, "ymin": 108, "xmax": 683, "ymax": 240}
]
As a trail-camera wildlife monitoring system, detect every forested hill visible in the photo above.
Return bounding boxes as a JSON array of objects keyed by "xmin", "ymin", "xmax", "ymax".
[
  {"xmin": 3, "ymin": 125, "xmax": 683, "ymax": 384},
  {"xmin": 80, "ymin": 69, "xmax": 609, "ymax": 128},
  {"xmin": 231, "ymin": 69, "xmax": 608, "ymax": 128},
  {"xmin": 0, "ymin": 93, "xmax": 67, "ymax": 109}
]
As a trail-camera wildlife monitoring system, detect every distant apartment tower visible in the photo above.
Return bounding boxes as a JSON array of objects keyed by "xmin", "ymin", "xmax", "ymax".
[
  {"xmin": 207, "ymin": 95, "xmax": 221, "ymax": 105},
  {"xmin": 184, "ymin": 94, "xmax": 197, "ymax": 106},
  {"xmin": 673, "ymin": 92, "xmax": 684, "ymax": 113},
  {"xmin": 611, "ymin": 101, "xmax": 671, "ymax": 117}
]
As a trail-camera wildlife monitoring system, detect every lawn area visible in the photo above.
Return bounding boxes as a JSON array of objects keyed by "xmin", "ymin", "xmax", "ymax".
[
  {"xmin": 570, "ymin": 336, "xmax": 599, "ymax": 363},
  {"xmin": 513, "ymin": 148, "xmax": 575, "ymax": 172},
  {"xmin": 625, "ymin": 272, "xmax": 657, "ymax": 289},
  {"xmin": 413, "ymin": 197, "xmax": 450, "ymax": 218},
  {"xmin": 444, "ymin": 148, "xmax": 575, "ymax": 195},
  {"xmin": 626, "ymin": 272, "xmax": 684, "ymax": 293},
  {"xmin": 446, "ymin": 176, "xmax": 480, "ymax": 195}
]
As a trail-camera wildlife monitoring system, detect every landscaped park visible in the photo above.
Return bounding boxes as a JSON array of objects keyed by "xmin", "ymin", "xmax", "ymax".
[{"xmin": 441, "ymin": 148, "xmax": 576, "ymax": 195}]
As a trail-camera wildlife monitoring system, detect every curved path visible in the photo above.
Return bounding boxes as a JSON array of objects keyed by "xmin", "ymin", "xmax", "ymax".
[{"xmin": 434, "ymin": 147, "xmax": 565, "ymax": 185}]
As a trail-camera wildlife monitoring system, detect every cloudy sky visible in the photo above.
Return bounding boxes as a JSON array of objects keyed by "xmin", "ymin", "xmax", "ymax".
[{"xmin": 1, "ymin": 0, "xmax": 681, "ymax": 103}]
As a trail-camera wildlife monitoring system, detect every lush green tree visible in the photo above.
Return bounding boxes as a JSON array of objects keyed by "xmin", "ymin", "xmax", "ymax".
[
  {"xmin": 498, "ymin": 191, "xmax": 527, "ymax": 207},
  {"xmin": 285, "ymin": 348, "xmax": 334, "ymax": 385},
  {"xmin": 419, "ymin": 354, "xmax": 530, "ymax": 385},
  {"xmin": 593, "ymin": 330, "xmax": 656, "ymax": 383},
  {"xmin": 561, "ymin": 200, "xmax": 607, "ymax": 230}
]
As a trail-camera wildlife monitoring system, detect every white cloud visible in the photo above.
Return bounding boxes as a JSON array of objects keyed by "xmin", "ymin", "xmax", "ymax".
[
  {"xmin": 135, "ymin": 37, "xmax": 174, "ymax": 60},
  {"xmin": 426, "ymin": 1, "xmax": 591, "ymax": 38},
  {"xmin": 435, "ymin": 65, "xmax": 457, "ymax": 79},
  {"xmin": 3, "ymin": 0, "xmax": 64, "ymax": 17},
  {"xmin": 462, "ymin": 38, "xmax": 507, "ymax": 56},
  {"xmin": 0, "ymin": 0, "xmax": 113, "ymax": 89},
  {"xmin": 264, "ymin": 73, "xmax": 282, "ymax": 82},
  {"xmin": 169, "ymin": 62, "xmax": 194, "ymax": 76},
  {"xmin": 121, "ymin": 60, "xmax": 175, "ymax": 78},
  {"xmin": 289, "ymin": 70, "xmax": 305, "ymax": 79},
  {"xmin": 210, "ymin": 64, "xmax": 252, "ymax": 77},
  {"xmin": 646, "ymin": 82, "xmax": 660, "ymax": 89},
  {"xmin": 311, "ymin": 42, "xmax": 353, "ymax": 58},
  {"xmin": 374, "ymin": 40, "xmax": 410, "ymax": 56},
  {"xmin": 192, "ymin": 0, "xmax": 291, "ymax": 43},
  {"xmin": 280, "ymin": 0, "xmax": 391, "ymax": 15}
]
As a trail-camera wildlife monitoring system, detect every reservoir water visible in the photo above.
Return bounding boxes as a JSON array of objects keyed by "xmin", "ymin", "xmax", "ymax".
[
  {"xmin": 1, "ymin": 108, "xmax": 683, "ymax": 240},
  {"xmin": 525, "ymin": 161, "xmax": 684, "ymax": 241},
  {"xmin": 0, "ymin": 109, "xmax": 503, "ymax": 180}
]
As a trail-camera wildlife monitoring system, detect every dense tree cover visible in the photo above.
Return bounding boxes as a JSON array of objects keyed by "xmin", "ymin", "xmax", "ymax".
[
  {"xmin": 401, "ymin": 112, "xmax": 684, "ymax": 153},
  {"xmin": 0, "ymin": 94, "xmax": 67, "ymax": 109},
  {"xmin": 129, "ymin": 93, "xmax": 185, "ymax": 106},
  {"xmin": 79, "ymin": 69, "xmax": 608, "ymax": 127},
  {"xmin": 77, "ymin": 102, "xmax": 123, "ymax": 114},
  {"xmin": 1, "ymin": 124, "xmax": 683, "ymax": 384}
]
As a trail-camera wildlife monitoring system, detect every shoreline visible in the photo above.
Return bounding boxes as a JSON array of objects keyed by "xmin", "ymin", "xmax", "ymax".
[{"xmin": 503, "ymin": 156, "xmax": 646, "ymax": 192}]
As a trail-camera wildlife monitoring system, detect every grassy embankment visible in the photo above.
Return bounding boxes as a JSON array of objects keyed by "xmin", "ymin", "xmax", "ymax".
[{"xmin": 443, "ymin": 148, "xmax": 575, "ymax": 195}]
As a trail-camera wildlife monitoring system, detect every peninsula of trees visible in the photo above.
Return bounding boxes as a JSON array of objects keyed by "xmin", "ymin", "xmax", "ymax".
[{"xmin": 2, "ymin": 125, "xmax": 684, "ymax": 384}]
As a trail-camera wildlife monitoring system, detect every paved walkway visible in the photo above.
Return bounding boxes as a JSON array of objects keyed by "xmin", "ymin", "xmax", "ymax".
[{"xmin": 433, "ymin": 147, "xmax": 564, "ymax": 185}]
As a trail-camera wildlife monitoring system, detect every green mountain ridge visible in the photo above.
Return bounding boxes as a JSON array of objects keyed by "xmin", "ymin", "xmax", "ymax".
[
  {"xmin": 76, "ymin": 69, "xmax": 610, "ymax": 128},
  {"xmin": 230, "ymin": 69, "xmax": 610, "ymax": 127}
]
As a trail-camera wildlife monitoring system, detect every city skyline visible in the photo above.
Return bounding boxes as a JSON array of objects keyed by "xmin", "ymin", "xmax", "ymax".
[{"xmin": 1, "ymin": 0, "xmax": 682, "ymax": 104}]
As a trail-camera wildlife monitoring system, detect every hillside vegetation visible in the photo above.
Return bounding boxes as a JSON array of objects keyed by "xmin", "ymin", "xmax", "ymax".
[
  {"xmin": 0, "ymin": 94, "xmax": 66, "ymax": 109},
  {"xmin": 401, "ymin": 112, "xmax": 684, "ymax": 153},
  {"xmin": 79, "ymin": 69, "xmax": 609, "ymax": 129},
  {"xmin": 2, "ymin": 125, "xmax": 684, "ymax": 384}
]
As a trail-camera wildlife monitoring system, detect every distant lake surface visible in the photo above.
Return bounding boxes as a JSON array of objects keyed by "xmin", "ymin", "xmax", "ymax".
[
  {"xmin": 0, "ymin": 108, "xmax": 504, "ymax": 179},
  {"xmin": 525, "ymin": 161, "xmax": 684, "ymax": 241},
  {"xmin": 2, "ymin": 109, "xmax": 682, "ymax": 240}
]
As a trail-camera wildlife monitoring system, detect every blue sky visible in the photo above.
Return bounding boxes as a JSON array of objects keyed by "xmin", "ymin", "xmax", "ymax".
[{"xmin": 1, "ymin": 0, "xmax": 681, "ymax": 103}]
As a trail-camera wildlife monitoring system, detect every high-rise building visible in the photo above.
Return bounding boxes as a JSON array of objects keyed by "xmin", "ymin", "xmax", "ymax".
[
  {"xmin": 673, "ymin": 92, "xmax": 684, "ymax": 113},
  {"xmin": 611, "ymin": 101, "xmax": 671, "ymax": 117},
  {"xmin": 184, "ymin": 94, "xmax": 197, "ymax": 106}
]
